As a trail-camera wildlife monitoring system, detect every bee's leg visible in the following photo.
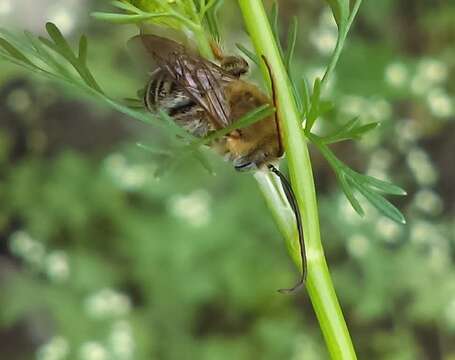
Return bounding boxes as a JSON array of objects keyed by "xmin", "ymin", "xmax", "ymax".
[{"xmin": 268, "ymin": 163, "xmax": 307, "ymax": 293}]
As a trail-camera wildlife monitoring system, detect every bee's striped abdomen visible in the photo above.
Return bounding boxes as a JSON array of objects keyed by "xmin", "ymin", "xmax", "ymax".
[{"xmin": 144, "ymin": 69, "xmax": 213, "ymax": 137}]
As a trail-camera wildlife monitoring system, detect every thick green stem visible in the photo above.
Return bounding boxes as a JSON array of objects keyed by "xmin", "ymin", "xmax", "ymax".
[{"xmin": 238, "ymin": 1, "xmax": 357, "ymax": 359}]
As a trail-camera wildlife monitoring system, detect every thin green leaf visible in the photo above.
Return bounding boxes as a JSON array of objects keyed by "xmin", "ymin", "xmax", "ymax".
[
  {"xmin": 0, "ymin": 38, "xmax": 37, "ymax": 68},
  {"xmin": 78, "ymin": 35, "xmax": 88, "ymax": 64},
  {"xmin": 91, "ymin": 12, "xmax": 179, "ymax": 24},
  {"xmin": 269, "ymin": 1, "xmax": 284, "ymax": 59},
  {"xmin": 24, "ymin": 31, "xmax": 71, "ymax": 78},
  {"xmin": 305, "ymin": 78, "xmax": 322, "ymax": 132},
  {"xmin": 190, "ymin": 104, "xmax": 275, "ymax": 149},
  {"xmin": 338, "ymin": 172, "xmax": 364, "ymax": 216},
  {"xmin": 349, "ymin": 178, "xmax": 406, "ymax": 224},
  {"xmin": 325, "ymin": 0, "xmax": 350, "ymax": 29},
  {"xmin": 354, "ymin": 173, "xmax": 407, "ymax": 196},
  {"xmin": 45, "ymin": 22, "xmax": 74, "ymax": 59},
  {"xmin": 136, "ymin": 143, "xmax": 172, "ymax": 156},
  {"xmin": 284, "ymin": 16, "xmax": 298, "ymax": 74},
  {"xmin": 110, "ymin": 0, "xmax": 142, "ymax": 13},
  {"xmin": 300, "ymin": 76, "xmax": 310, "ymax": 116},
  {"xmin": 236, "ymin": 43, "xmax": 259, "ymax": 67}
]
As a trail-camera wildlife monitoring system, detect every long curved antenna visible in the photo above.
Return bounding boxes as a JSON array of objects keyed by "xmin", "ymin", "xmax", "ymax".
[{"xmin": 268, "ymin": 164, "xmax": 307, "ymax": 293}]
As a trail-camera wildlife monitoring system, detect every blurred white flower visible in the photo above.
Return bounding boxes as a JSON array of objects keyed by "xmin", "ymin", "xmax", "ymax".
[
  {"xmin": 0, "ymin": 0, "xmax": 12, "ymax": 16},
  {"xmin": 347, "ymin": 234, "xmax": 369, "ymax": 258},
  {"xmin": 79, "ymin": 342, "xmax": 108, "ymax": 360},
  {"xmin": 7, "ymin": 89, "xmax": 32, "ymax": 113},
  {"xmin": 418, "ymin": 59, "xmax": 448, "ymax": 84},
  {"xmin": 385, "ymin": 62, "xmax": 408, "ymax": 88},
  {"xmin": 413, "ymin": 189, "xmax": 443, "ymax": 215},
  {"xmin": 406, "ymin": 148, "xmax": 438, "ymax": 186},
  {"xmin": 338, "ymin": 196, "xmax": 362, "ymax": 224},
  {"xmin": 310, "ymin": 28, "xmax": 337, "ymax": 55},
  {"xmin": 84, "ymin": 289, "xmax": 132, "ymax": 319},
  {"xmin": 37, "ymin": 336, "xmax": 69, "ymax": 360},
  {"xmin": 396, "ymin": 119, "xmax": 421, "ymax": 144},
  {"xmin": 104, "ymin": 154, "xmax": 147, "ymax": 190},
  {"xmin": 369, "ymin": 149, "xmax": 392, "ymax": 171},
  {"xmin": 410, "ymin": 74, "xmax": 431, "ymax": 96},
  {"xmin": 410, "ymin": 220, "xmax": 440, "ymax": 246},
  {"xmin": 426, "ymin": 88, "xmax": 453, "ymax": 118},
  {"xmin": 48, "ymin": 6, "xmax": 76, "ymax": 35},
  {"xmin": 375, "ymin": 217, "xmax": 402, "ymax": 242},
  {"xmin": 45, "ymin": 250, "xmax": 70, "ymax": 283},
  {"xmin": 168, "ymin": 189, "xmax": 211, "ymax": 227},
  {"xmin": 340, "ymin": 95, "xmax": 365, "ymax": 117},
  {"xmin": 427, "ymin": 242, "xmax": 450, "ymax": 273},
  {"xmin": 368, "ymin": 99, "xmax": 392, "ymax": 121},
  {"xmin": 109, "ymin": 321, "xmax": 135, "ymax": 359},
  {"xmin": 9, "ymin": 230, "xmax": 45, "ymax": 267}
]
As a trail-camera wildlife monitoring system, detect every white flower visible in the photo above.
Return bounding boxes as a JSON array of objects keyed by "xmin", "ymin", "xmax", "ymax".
[
  {"xmin": 347, "ymin": 234, "xmax": 369, "ymax": 258},
  {"xmin": 375, "ymin": 217, "xmax": 402, "ymax": 242},
  {"xmin": 310, "ymin": 28, "xmax": 337, "ymax": 55},
  {"xmin": 45, "ymin": 251, "xmax": 70, "ymax": 283},
  {"xmin": 37, "ymin": 336, "xmax": 69, "ymax": 360},
  {"xmin": 340, "ymin": 95, "xmax": 365, "ymax": 117},
  {"xmin": 9, "ymin": 230, "xmax": 45, "ymax": 267},
  {"xmin": 410, "ymin": 221, "xmax": 437, "ymax": 246},
  {"xmin": 104, "ymin": 154, "xmax": 147, "ymax": 190},
  {"xmin": 426, "ymin": 88, "xmax": 453, "ymax": 118},
  {"xmin": 0, "ymin": 0, "xmax": 12, "ymax": 16},
  {"xmin": 413, "ymin": 189, "xmax": 443, "ymax": 215},
  {"xmin": 368, "ymin": 99, "xmax": 392, "ymax": 121},
  {"xmin": 406, "ymin": 148, "xmax": 438, "ymax": 186},
  {"xmin": 48, "ymin": 7, "xmax": 76, "ymax": 36},
  {"xmin": 385, "ymin": 62, "xmax": 408, "ymax": 88},
  {"xmin": 417, "ymin": 59, "xmax": 448, "ymax": 84},
  {"xmin": 79, "ymin": 342, "xmax": 108, "ymax": 360},
  {"xmin": 396, "ymin": 119, "xmax": 421, "ymax": 144},
  {"xmin": 84, "ymin": 289, "xmax": 131, "ymax": 319},
  {"xmin": 168, "ymin": 189, "xmax": 211, "ymax": 227},
  {"xmin": 109, "ymin": 321, "xmax": 135, "ymax": 359},
  {"xmin": 7, "ymin": 89, "xmax": 31, "ymax": 113}
]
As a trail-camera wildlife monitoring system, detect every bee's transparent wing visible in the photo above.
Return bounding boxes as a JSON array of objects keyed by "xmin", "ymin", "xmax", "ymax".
[{"xmin": 138, "ymin": 34, "xmax": 235, "ymax": 130}]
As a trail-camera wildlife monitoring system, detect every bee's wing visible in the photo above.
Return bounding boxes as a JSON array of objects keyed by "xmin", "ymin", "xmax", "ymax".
[{"xmin": 138, "ymin": 34, "xmax": 234, "ymax": 129}]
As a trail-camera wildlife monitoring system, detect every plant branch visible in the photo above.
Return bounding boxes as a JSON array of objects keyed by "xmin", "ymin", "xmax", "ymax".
[{"xmin": 238, "ymin": 1, "xmax": 357, "ymax": 359}]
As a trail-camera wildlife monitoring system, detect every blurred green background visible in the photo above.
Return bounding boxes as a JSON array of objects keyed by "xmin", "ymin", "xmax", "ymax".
[{"xmin": 1, "ymin": 0, "xmax": 454, "ymax": 359}]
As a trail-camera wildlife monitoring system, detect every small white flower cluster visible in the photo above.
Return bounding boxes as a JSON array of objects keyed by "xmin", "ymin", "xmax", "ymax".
[
  {"xmin": 0, "ymin": 0, "xmax": 12, "ymax": 16},
  {"xmin": 412, "ymin": 189, "xmax": 443, "ymax": 216},
  {"xmin": 310, "ymin": 8, "xmax": 338, "ymax": 56},
  {"xmin": 385, "ymin": 59, "xmax": 453, "ymax": 119},
  {"xmin": 9, "ymin": 231, "xmax": 70, "ymax": 283},
  {"xmin": 104, "ymin": 154, "xmax": 148, "ymax": 191},
  {"xmin": 168, "ymin": 189, "xmax": 211, "ymax": 227},
  {"xmin": 77, "ymin": 320, "xmax": 135, "ymax": 360},
  {"xmin": 406, "ymin": 147, "xmax": 438, "ymax": 186},
  {"xmin": 375, "ymin": 217, "xmax": 402, "ymax": 242},
  {"xmin": 84, "ymin": 288, "xmax": 132, "ymax": 319},
  {"xmin": 347, "ymin": 234, "xmax": 370, "ymax": 258},
  {"xmin": 340, "ymin": 95, "xmax": 392, "ymax": 122},
  {"xmin": 36, "ymin": 336, "xmax": 70, "ymax": 360}
]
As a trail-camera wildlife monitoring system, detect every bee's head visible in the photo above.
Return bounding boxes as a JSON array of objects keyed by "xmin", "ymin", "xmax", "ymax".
[
  {"xmin": 232, "ymin": 136, "xmax": 283, "ymax": 172},
  {"xmin": 221, "ymin": 56, "xmax": 249, "ymax": 78}
]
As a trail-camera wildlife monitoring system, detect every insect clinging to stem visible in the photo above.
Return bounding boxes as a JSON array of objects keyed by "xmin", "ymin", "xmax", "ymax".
[{"xmin": 136, "ymin": 33, "xmax": 307, "ymax": 292}]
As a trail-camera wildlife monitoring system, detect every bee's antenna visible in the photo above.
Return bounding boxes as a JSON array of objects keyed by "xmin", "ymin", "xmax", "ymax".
[{"xmin": 268, "ymin": 164, "xmax": 307, "ymax": 293}]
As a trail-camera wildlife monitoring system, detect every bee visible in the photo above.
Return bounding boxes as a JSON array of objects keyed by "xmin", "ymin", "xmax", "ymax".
[
  {"xmin": 137, "ymin": 34, "xmax": 306, "ymax": 292},
  {"xmin": 138, "ymin": 34, "xmax": 283, "ymax": 171}
]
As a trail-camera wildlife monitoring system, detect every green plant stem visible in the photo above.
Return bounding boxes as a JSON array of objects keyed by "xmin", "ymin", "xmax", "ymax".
[{"xmin": 238, "ymin": 1, "xmax": 357, "ymax": 359}]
